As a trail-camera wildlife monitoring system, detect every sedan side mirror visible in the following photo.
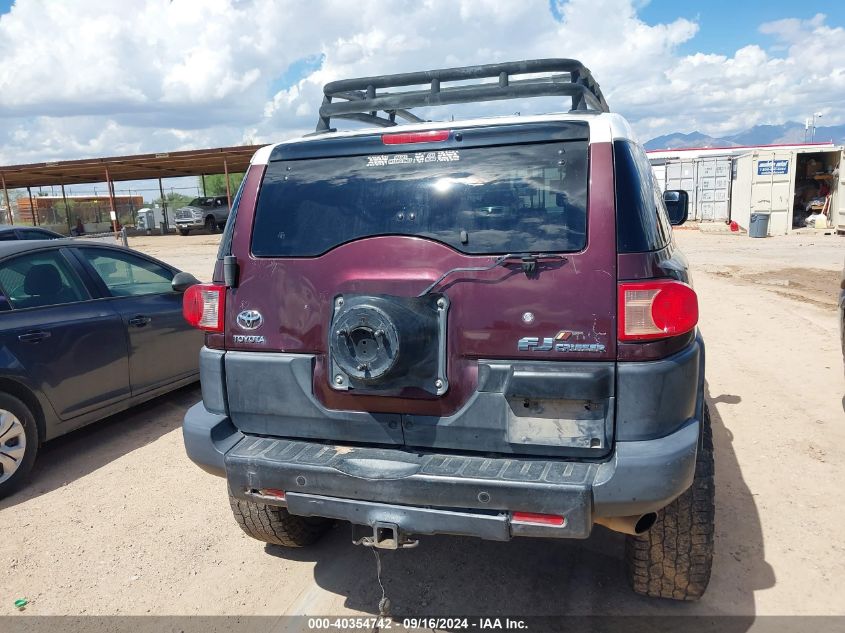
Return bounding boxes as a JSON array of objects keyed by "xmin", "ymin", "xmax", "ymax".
[
  {"xmin": 663, "ymin": 190, "xmax": 689, "ymax": 226},
  {"xmin": 172, "ymin": 271, "xmax": 200, "ymax": 293}
]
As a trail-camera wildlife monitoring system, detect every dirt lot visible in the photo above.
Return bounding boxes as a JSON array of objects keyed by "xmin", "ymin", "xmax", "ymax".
[{"xmin": 1, "ymin": 229, "xmax": 843, "ymax": 621}]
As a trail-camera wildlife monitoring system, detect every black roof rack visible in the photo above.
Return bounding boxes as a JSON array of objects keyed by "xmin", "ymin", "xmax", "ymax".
[{"xmin": 315, "ymin": 58, "xmax": 608, "ymax": 132}]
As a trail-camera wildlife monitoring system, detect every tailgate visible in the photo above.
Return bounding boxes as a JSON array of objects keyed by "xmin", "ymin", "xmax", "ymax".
[{"xmin": 224, "ymin": 122, "xmax": 617, "ymax": 457}]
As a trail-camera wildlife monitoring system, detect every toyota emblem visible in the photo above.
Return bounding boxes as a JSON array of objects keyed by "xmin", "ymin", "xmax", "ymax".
[{"xmin": 236, "ymin": 309, "xmax": 263, "ymax": 330}]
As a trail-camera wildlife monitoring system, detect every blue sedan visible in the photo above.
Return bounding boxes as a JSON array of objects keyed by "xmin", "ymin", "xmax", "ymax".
[{"xmin": 0, "ymin": 239, "xmax": 203, "ymax": 498}]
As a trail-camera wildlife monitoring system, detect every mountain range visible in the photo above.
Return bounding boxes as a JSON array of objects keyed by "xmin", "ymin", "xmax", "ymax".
[{"xmin": 645, "ymin": 122, "xmax": 845, "ymax": 151}]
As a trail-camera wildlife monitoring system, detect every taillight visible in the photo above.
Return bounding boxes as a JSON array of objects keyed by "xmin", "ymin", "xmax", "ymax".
[
  {"xmin": 511, "ymin": 512, "xmax": 566, "ymax": 526},
  {"xmin": 618, "ymin": 280, "xmax": 697, "ymax": 341},
  {"xmin": 381, "ymin": 130, "xmax": 450, "ymax": 144},
  {"xmin": 182, "ymin": 284, "xmax": 225, "ymax": 332}
]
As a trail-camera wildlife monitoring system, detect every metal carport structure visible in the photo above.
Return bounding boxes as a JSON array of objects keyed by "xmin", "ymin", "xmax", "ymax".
[{"xmin": 0, "ymin": 144, "xmax": 263, "ymax": 232}]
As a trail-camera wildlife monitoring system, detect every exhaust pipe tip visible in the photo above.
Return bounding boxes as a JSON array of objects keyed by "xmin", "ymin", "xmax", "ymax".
[
  {"xmin": 633, "ymin": 512, "xmax": 657, "ymax": 534},
  {"xmin": 594, "ymin": 512, "xmax": 657, "ymax": 536}
]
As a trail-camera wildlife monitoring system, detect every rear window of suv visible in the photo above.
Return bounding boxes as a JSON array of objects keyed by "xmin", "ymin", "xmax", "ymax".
[{"xmin": 251, "ymin": 140, "xmax": 588, "ymax": 256}]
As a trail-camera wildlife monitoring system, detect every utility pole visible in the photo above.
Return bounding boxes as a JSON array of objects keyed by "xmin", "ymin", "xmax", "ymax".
[
  {"xmin": 104, "ymin": 167, "xmax": 119, "ymax": 236},
  {"xmin": 223, "ymin": 158, "xmax": 232, "ymax": 211},
  {"xmin": 1, "ymin": 172, "xmax": 13, "ymax": 225},
  {"xmin": 26, "ymin": 186, "xmax": 37, "ymax": 226},
  {"xmin": 61, "ymin": 184, "xmax": 72, "ymax": 234},
  {"xmin": 811, "ymin": 112, "xmax": 823, "ymax": 142},
  {"xmin": 158, "ymin": 178, "xmax": 169, "ymax": 233}
]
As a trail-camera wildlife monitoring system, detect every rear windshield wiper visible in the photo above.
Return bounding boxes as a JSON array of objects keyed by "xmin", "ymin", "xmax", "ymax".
[{"xmin": 417, "ymin": 253, "xmax": 567, "ymax": 297}]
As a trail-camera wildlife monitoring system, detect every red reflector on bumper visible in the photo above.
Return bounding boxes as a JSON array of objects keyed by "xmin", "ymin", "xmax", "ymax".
[
  {"xmin": 511, "ymin": 511, "xmax": 565, "ymax": 526},
  {"xmin": 257, "ymin": 488, "xmax": 286, "ymax": 500}
]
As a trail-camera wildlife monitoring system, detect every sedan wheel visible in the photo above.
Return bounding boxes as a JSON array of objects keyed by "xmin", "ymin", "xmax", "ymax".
[
  {"xmin": 0, "ymin": 394, "xmax": 39, "ymax": 499},
  {"xmin": 0, "ymin": 411, "xmax": 26, "ymax": 485}
]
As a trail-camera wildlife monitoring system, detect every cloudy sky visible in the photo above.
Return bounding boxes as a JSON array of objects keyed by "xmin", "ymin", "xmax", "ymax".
[{"xmin": 0, "ymin": 0, "xmax": 843, "ymax": 176}]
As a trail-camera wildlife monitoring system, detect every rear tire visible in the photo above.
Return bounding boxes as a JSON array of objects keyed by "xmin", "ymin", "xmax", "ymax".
[
  {"xmin": 0, "ymin": 393, "xmax": 39, "ymax": 500},
  {"xmin": 178, "ymin": 228, "xmax": 189, "ymax": 236},
  {"xmin": 229, "ymin": 493, "xmax": 332, "ymax": 547},
  {"xmin": 625, "ymin": 404, "xmax": 715, "ymax": 600}
]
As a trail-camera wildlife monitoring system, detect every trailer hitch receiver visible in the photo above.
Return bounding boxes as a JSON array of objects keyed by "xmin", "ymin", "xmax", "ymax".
[{"xmin": 352, "ymin": 522, "xmax": 419, "ymax": 550}]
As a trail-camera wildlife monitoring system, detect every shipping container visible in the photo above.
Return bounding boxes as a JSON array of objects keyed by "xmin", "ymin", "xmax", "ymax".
[
  {"xmin": 730, "ymin": 147, "xmax": 843, "ymax": 235},
  {"xmin": 649, "ymin": 143, "xmax": 843, "ymax": 234}
]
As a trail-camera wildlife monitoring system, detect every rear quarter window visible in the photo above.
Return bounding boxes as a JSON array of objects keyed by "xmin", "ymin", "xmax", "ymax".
[
  {"xmin": 80, "ymin": 248, "xmax": 174, "ymax": 296},
  {"xmin": 614, "ymin": 140, "xmax": 672, "ymax": 253},
  {"xmin": 216, "ymin": 168, "xmax": 249, "ymax": 258}
]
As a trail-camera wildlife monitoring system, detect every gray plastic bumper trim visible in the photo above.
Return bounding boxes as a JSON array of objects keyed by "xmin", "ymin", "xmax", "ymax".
[
  {"xmin": 204, "ymin": 337, "xmax": 706, "ymax": 456},
  {"xmin": 182, "ymin": 401, "xmax": 243, "ymax": 477},
  {"xmin": 616, "ymin": 336, "xmax": 703, "ymax": 441},
  {"xmin": 592, "ymin": 417, "xmax": 699, "ymax": 517},
  {"xmin": 200, "ymin": 346, "xmax": 227, "ymax": 415}
]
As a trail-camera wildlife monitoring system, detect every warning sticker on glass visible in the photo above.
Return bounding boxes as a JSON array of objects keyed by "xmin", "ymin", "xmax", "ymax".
[{"xmin": 366, "ymin": 150, "xmax": 460, "ymax": 167}]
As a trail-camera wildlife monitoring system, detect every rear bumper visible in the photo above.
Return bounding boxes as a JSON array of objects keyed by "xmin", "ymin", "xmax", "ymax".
[
  {"xmin": 183, "ymin": 402, "xmax": 699, "ymax": 540},
  {"xmin": 185, "ymin": 335, "xmax": 705, "ymax": 541}
]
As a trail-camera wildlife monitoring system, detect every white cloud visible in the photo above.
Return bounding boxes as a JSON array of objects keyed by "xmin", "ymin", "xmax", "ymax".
[{"xmin": 0, "ymin": 0, "xmax": 843, "ymax": 167}]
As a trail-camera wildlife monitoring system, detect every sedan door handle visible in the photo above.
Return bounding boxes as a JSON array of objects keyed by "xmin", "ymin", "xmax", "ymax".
[
  {"xmin": 18, "ymin": 330, "xmax": 51, "ymax": 343},
  {"xmin": 127, "ymin": 315, "xmax": 152, "ymax": 328}
]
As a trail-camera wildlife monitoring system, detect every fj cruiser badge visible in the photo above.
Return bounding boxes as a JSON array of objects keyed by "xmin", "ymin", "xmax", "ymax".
[
  {"xmin": 518, "ymin": 330, "xmax": 606, "ymax": 353},
  {"xmin": 236, "ymin": 310, "xmax": 263, "ymax": 330}
]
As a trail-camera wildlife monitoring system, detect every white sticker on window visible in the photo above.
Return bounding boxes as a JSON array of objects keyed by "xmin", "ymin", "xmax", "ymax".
[{"xmin": 366, "ymin": 150, "xmax": 460, "ymax": 167}]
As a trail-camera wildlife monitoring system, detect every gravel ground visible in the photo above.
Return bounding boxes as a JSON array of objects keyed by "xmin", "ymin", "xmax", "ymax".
[{"xmin": 1, "ymin": 228, "xmax": 843, "ymax": 621}]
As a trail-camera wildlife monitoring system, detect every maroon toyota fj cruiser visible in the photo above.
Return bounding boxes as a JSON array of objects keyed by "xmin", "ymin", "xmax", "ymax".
[{"xmin": 182, "ymin": 60, "xmax": 713, "ymax": 600}]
